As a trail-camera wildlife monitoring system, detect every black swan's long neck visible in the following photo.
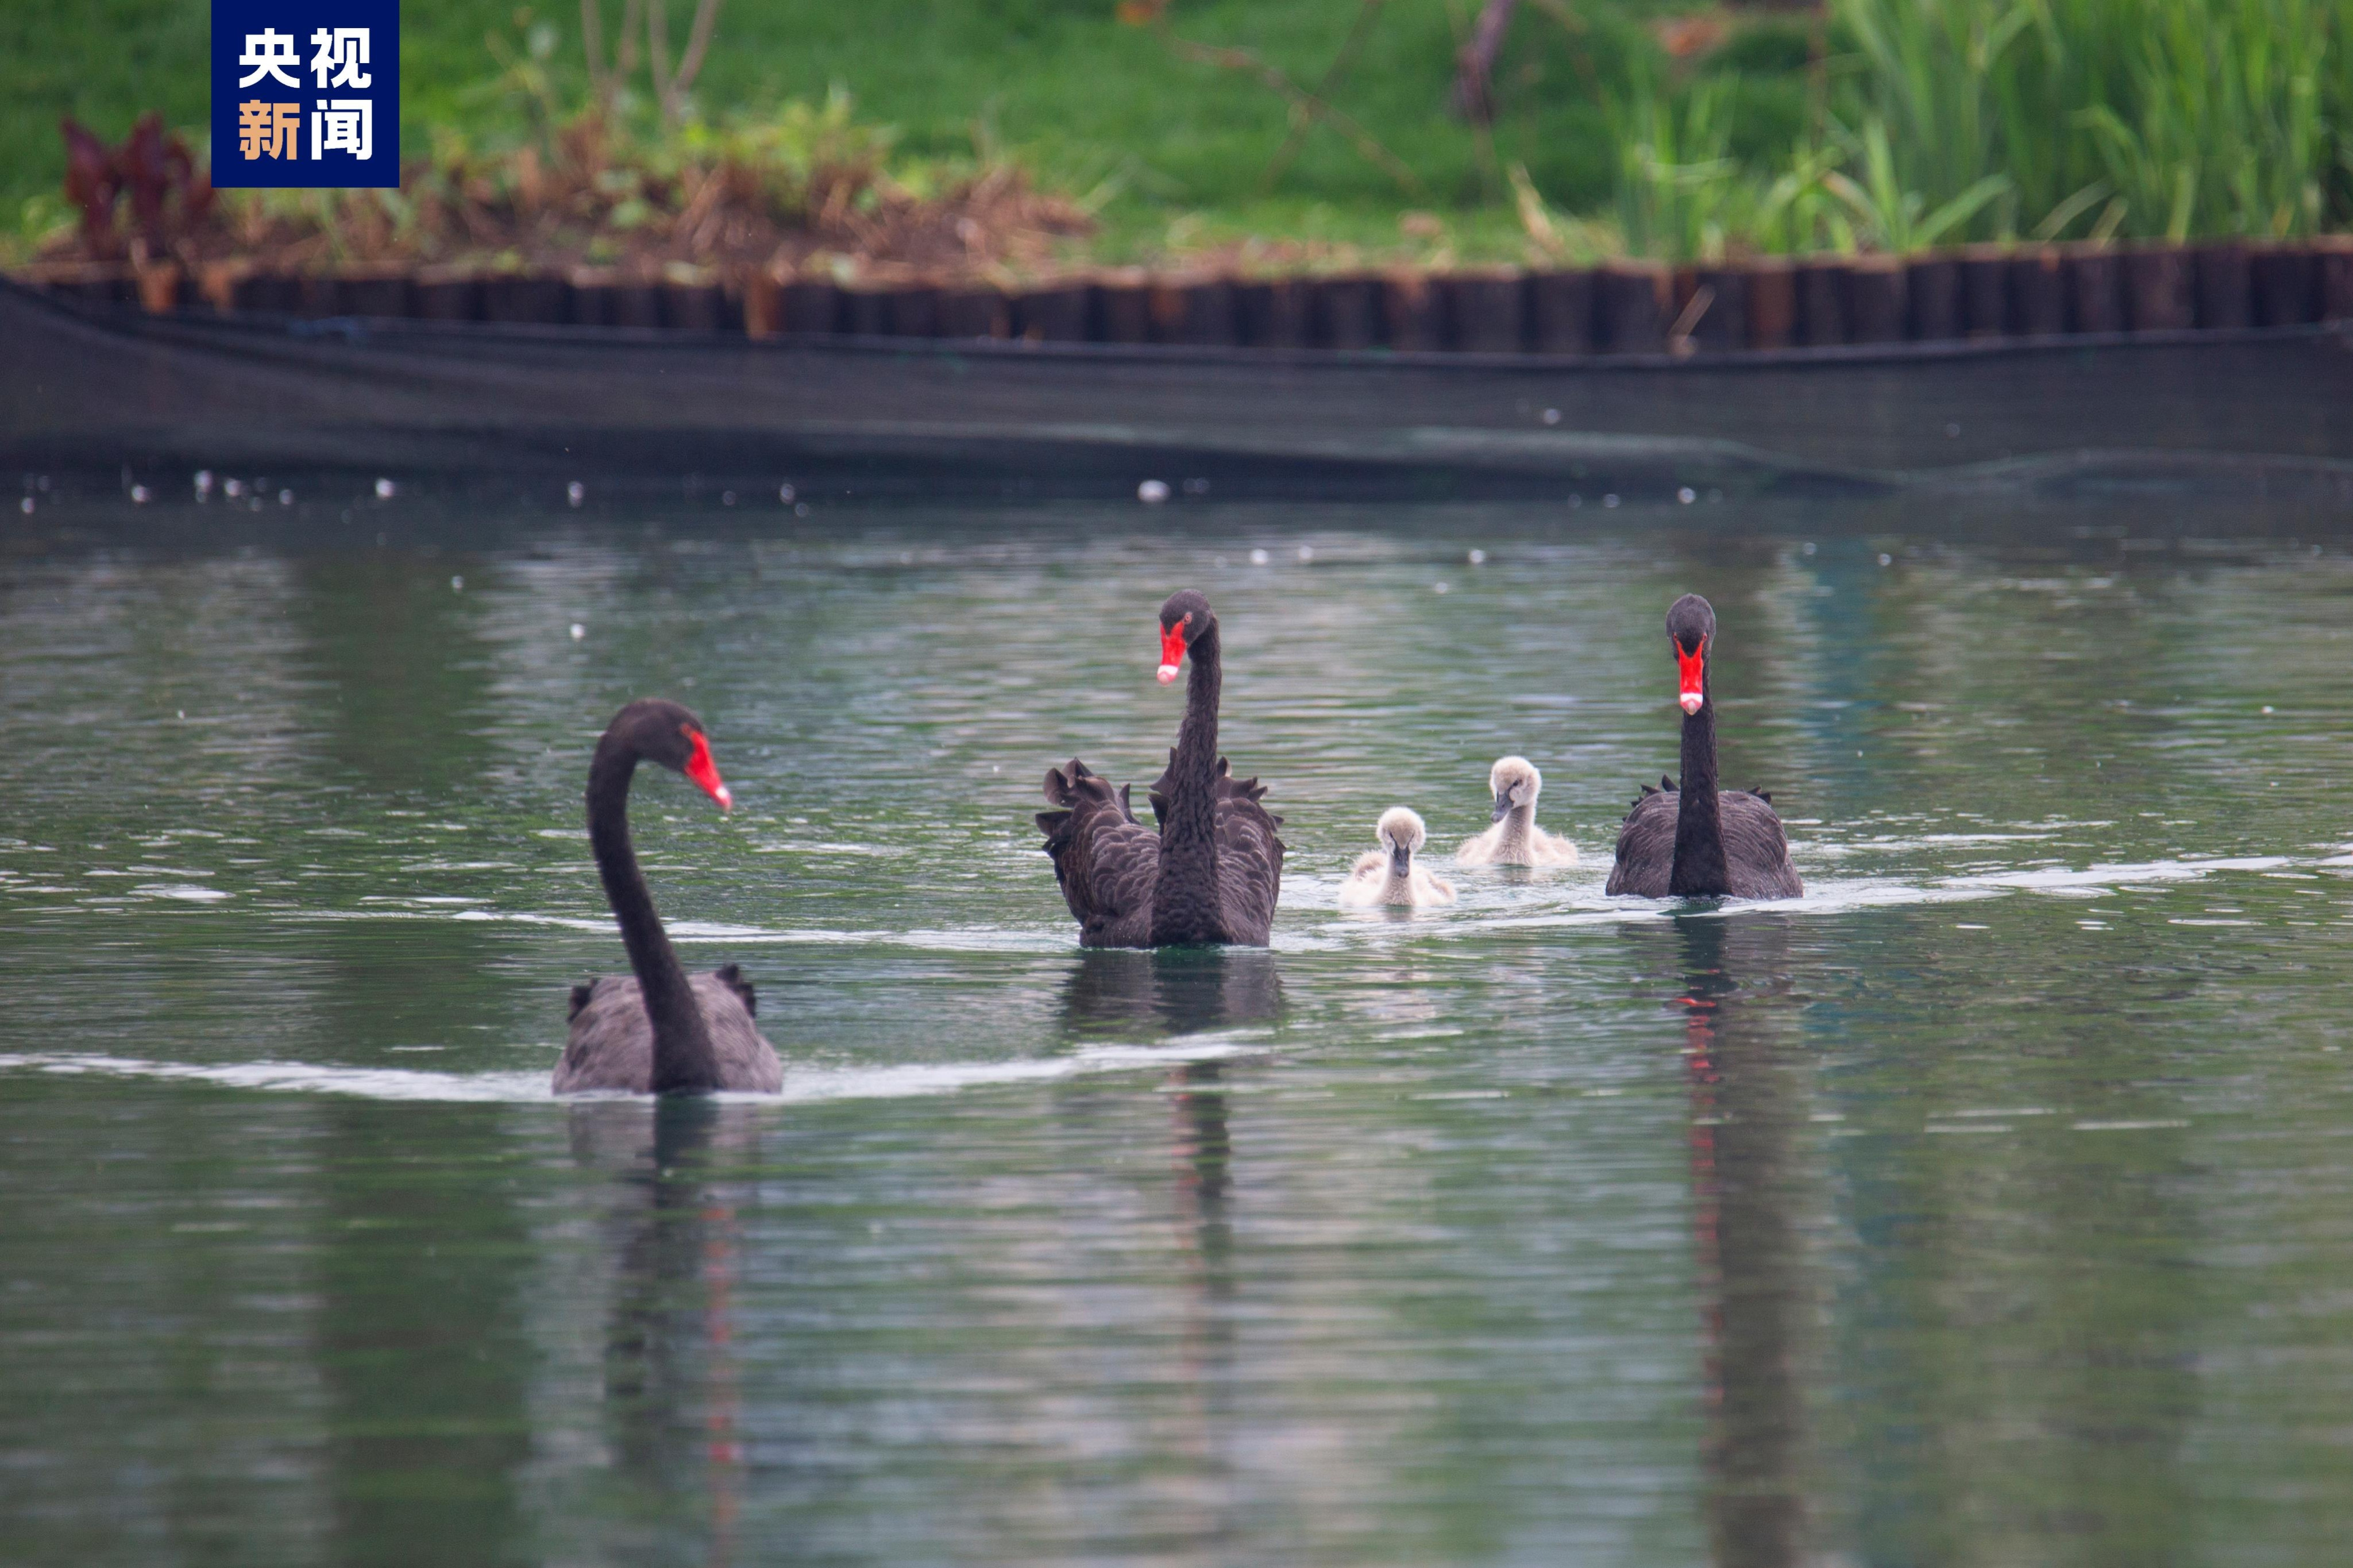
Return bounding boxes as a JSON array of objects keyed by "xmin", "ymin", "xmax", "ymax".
[
  {"xmin": 587, "ymin": 738, "xmax": 721, "ymax": 1091},
  {"xmin": 1152, "ymin": 623, "xmax": 1226, "ymax": 943},
  {"xmin": 1670, "ymin": 697, "xmax": 1731, "ymax": 897}
]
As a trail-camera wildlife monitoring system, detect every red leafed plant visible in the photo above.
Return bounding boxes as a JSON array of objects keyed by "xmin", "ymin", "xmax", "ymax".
[{"xmin": 60, "ymin": 113, "xmax": 215, "ymax": 261}]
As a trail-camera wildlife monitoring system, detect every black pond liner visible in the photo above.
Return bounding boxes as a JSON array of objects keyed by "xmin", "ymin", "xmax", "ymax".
[{"xmin": 7, "ymin": 277, "xmax": 2353, "ymax": 504}]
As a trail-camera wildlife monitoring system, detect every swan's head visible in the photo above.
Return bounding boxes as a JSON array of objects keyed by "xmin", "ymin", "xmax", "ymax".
[
  {"xmin": 1488, "ymin": 755, "xmax": 1541, "ymax": 821},
  {"xmin": 612, "ymin": 697, "xmax": 732, "ymax": 812},
  {"xmin": 1375, "ymin": 806, "xmax": 1426, "ymax": 876},
  {"xmin": 1667, "ymin": 593, "xmax": 1716, "ymax": 716},
  {"xmin": 1158, "ymin": 589, "xmax": 1214, "ymax": 684}
]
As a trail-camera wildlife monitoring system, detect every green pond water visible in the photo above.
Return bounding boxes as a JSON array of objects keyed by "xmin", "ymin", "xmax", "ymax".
[{"xmin": 3, "ymin": 488, "xmax": 2351, "ymax": 1566}]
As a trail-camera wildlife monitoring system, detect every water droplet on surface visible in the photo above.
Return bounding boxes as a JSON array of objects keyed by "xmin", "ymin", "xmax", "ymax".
[
  {"xmin": 1542, "ymin": 408, "xmax": 1561, "ymax": 425},
  {"xmin": 569, "ymin": 624, "xmax": 585, "ymax": 642},
  {"xmin": 1296, "ymin": 544, "xmax": 1314, "ymax": 562},
  {"xmin": 778, "ymin": 482, "xmax": 796, "ymax": 503},
  {"xmin": 450, "ymin": 576, "xmax": 464, "ymax": 592},
  {"xmin": 1249, "ymin": 548, "xmax": 1270, "ymax": 565},
  {"xmin": 1467, "ymin": 549, "xmax": 1486, "ymax": 565},
  {"xmin": 130, "ymin": 486, "xmax": 151, "ymax": 504},
  {"xmin": 1137, "ymin": 479, "xmax": 1171, "ymax": 504},
  {"xmin": 566, "ymin": 481, "xmax": 584, "ymax": 507},
  {"xmin": 1677, "ymin": 487, "xmax": 1696, "ymax": 504},
  {"xmin": 1603, "ymin": 495, "xmax": 1619, "ymax": 508},
  {"xmin": 375, "ymin": 478, "xmax": 396, "ymax": 499}
]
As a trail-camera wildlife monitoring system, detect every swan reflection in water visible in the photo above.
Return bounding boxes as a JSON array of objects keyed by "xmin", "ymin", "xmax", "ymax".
[
  {"xmin": 1058, "ymin": 948, "xmax": 1255, "ymax": 1541},
  {"xmin": 566, "ymin": 1098, "xmax": 762, "ymax": 1567},
  {"xmin": 1638, "ymin": 913, "xmax": 1816, "ymax": 1568},
  {"xmin": 1056, "ymin": 945, "xmax": 1284, "ymax": 1040}
]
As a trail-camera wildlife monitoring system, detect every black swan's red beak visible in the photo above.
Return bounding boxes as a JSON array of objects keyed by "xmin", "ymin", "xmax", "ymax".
[
  {"xmin": 1158, "ymin": 623, "xmax": 1186, "ymax": 685},
  {"xmin": 1676, "ymin": 639, "xmax": 1706, "ymax": 716},
  {"xmin": 682, "ymin": 727, "xmax": 732, "ymax": 811}
]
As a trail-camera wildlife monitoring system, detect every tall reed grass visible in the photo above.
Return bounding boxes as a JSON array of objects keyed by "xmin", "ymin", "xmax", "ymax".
[{"xmin": 1607, "ymin": 0, "xmax": 2353, "ymax": 259}]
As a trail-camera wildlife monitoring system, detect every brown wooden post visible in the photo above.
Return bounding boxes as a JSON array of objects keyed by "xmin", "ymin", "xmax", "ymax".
[
  {"xmin": 662, "ymin": 275, "xmax": 726, "ymax": 331},
  {"xmin": 939, "ymin": 285, "xmax": 1012, "ymax": 339},
  {"xmin": 1847, "ymin": 257, "xmax": 1908, "ymax": 343},
  {"xmin": 2315, "ymin": 236, "xmax": 2353, "ymax": 320},
  {"xmin": 1905, "ymin": 256, "xmax": 1962, "ymax": 340},
  {"xmin": 1441, "ymin": 268, "xmax": 1525, "ymax": 352},
  {"xmin": 1383, "ymin": 271, "xmax": 1445, "ymax": 352},
  {"xmin": 1097, "ymin": 271, "xmax": 1153, "ymax": 343},
  {"xmin": 1745, "ymin": 259, "xmax": 1796, "ymax": 350},
  {"xmin": 1527, "ymin": 270, "xmax": 1593, "ymax": 354},
  {"xmin": 196, "ymin": 261, "xmax": 243, "ymax": 314},
  {"xmin": 133, "ymin": 261, "xmax": 184, "ymax": 314},
  {"xmin": 740, "ymin": 267, "xmax": 781, "ymax": 338},
  {"xmin": 1595, "ymin": 262, "xmax": 1669, "ymax": 354},
  {"xmin": 2062, "ymin": 247, "xmax": 2123, "ymax": 334},
  {"xmin": 2193, "ymin": 242, "xmax": 2252, "ymax": 329},
  {"xmin": 2121, "ymin": 246, "xmax": 2193, "ymax": 330},
  {"xmin": 1237, "ymin": 278, "xmax": 1311, "ymax": 347},
  {"xmin": 1016, "ymin": 283, "xmax": 1094, "ymax": 342},
  {"xmin": 1685, "ymin": 266, "xmax": 1747, "ymax": 353},
  {"xmin": 840, "ymin": 281, "xmax": 891, "ymax": 337},
  {"xmin": 2250, "ymin": 244, "xmax": 2316, "ymax": 326},
  {"xmin": 1151, "ymin": 276, "xmax": 1238, "ymax": 345},
  {"xmin": 886, "ymin": 284, "xmax": 942, "ymax": 338},
  {"xmin": 2010, "ymin": 247, "xmax": 2065, "ymax": 336},
  {"xmin": 414, "ymin": 267, "xmax": 482, "ymax": 321},
  {"xmin": 483, "ymin": 272, "xmax": 570, "ymax": 323},
  {"xmin": 1957, "ymin": 246, "xmax": 2010, "ymax": 337},
  {"xmin": 1316, "ymin": 274, "xmax": 1382, "ymax": 350},
  {"xmin": 1793, "ymin": 259, "xmax": 1846, "ymax": 346},
  {"xmin": 781, "ymin": 279, "xmax": 840, "ymax": 334}
]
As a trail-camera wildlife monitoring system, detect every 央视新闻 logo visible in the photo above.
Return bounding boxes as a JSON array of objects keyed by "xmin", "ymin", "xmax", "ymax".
[{"xmin": 211, "ymin": 1, "xmax": 399, "ymax": 188}]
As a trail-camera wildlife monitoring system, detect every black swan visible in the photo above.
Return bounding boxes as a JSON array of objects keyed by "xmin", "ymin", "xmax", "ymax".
[
  {"xmin": 1456, "ymin": 755, "xmax": 1580, "ymax": 867},
  {"xmin": 1338, "ymin": 807, "xmax": 1456, "ymax": 907},
  {"xmin": 1607, "ymin": 594, "xmax": 1803, "ymax": 900},
  {"xmin": 553, "ymin": 698, "xmax": 784, "ymax": 1095},
  {"xmin": 1037, "ymin": 590, "xmax": 1285, "ymax": 947}
]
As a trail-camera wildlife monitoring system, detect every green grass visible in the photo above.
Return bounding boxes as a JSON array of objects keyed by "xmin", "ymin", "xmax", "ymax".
[
  {"xmin": 7, "ymin": 0, "xmax": 2349, "ymax": 265},
  {"xmin": 1, "ymin": 0, "xmax": 1805, "ymax": 264}
]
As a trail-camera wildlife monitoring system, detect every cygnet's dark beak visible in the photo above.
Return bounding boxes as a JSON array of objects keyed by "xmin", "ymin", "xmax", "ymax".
[
  {"xmin": 1491, "ymin": 790, "xmax": 1514, "ymax": 823},
  {"xmin": 1389, "ymin": 843, "xmax": 1413, "ymax": 877}
]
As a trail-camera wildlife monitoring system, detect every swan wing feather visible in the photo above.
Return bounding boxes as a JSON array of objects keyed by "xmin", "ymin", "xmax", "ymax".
[
  {"xmin": 1606, "ymin": 786, "xmax": 1677, "ymax": 896},
  {"xmin": 1039, "ymin": 759, "xmax": 1159, "ymax": 947},
  {"xmin": 1211, "ymin": 785, "xmax": 1284, "ymax": 944},
  {"xmin": 1722, "ymin": 790, "xmax": 1804, "ymax": 898},
  {"xmin": 553, "ymin": 971, "xmax": 782, "ymax": 1093},
  {"xmin": 1141, "ymin": 752, "xmax": 1283, "ymax": 944}
]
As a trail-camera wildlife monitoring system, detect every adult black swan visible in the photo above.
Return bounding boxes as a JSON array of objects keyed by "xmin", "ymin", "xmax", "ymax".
[
  {"xmin": 553, "ymin": 698, "xmax": 784, "ymax": 1095},
  {"xmin": 1037, "ymin": 590, "xmax": 1285, "ymax": 947},
  {"xmin": 1607, "ymin": 594, "xmax": 1803, "ymax": 901}
]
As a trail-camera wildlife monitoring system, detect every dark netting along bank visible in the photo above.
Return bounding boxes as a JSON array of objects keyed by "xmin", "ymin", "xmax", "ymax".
[{"xmin": 7, "ymin": 279, "xmax": 2353, "ymax": 504}]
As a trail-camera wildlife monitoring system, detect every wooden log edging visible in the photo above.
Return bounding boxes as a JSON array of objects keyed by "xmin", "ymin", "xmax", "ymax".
[{"xmin": 16, "ymin": 237, "xmax": 2353, "ymax": 357}]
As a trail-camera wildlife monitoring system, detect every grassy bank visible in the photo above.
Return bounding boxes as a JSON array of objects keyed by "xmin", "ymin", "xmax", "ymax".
[{"xmin": 7, "ymin": 0, "xmax": 2351, "ymax": 271}]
